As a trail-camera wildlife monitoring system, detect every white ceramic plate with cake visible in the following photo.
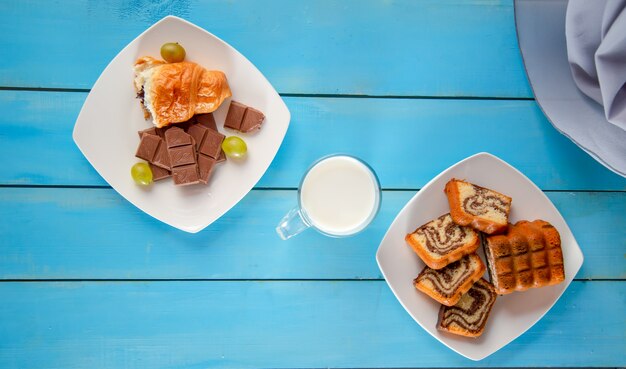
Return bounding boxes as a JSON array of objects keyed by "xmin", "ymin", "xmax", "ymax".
[
  {"xmin": 73, "ymin": 16, "xmax": 290, "ymax": 233},
  {"xmin": 376, "ymin": 152, "xmax": 583, "ymax": 361}
]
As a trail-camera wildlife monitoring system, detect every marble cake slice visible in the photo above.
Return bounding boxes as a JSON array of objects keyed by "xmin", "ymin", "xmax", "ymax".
[
  {"xmin": 437, "ymin": 278, "xmax": 497, "ymax": 338},
  {"xmin": 414, "ymin": 253, "xmax": 486, "ymax": 306},
  {"xmin": 444, "ymin": 179, "xmax": 512, "ymax": 234},
  {"xmin": 405, "ymin": 213, "xmax": 480, "ymax": 269}
]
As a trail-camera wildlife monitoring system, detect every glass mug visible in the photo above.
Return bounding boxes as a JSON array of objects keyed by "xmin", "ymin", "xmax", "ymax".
[{"xmin": 276, "ymin": 154, "xmax": 382, "ymax": 240}]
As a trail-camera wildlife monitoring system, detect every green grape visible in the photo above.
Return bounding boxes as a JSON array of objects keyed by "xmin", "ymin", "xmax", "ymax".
[
  {"xmin": 222, "ymin": 136, "xmax": 248, "ymax": 159},
  {"xmin": 131, "ymin": 162, "xmax": 153, "ymax": 186},
  {"xmin": 160, "ymin": 42, "xmax": 186, "ymax": 63}
]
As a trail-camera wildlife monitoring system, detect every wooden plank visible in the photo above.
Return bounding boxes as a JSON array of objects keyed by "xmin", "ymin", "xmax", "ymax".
[
  {"xmin": 0, "ymin": 280, "xmax": 622, "ymax": 368},
  {"xmin": 0, "ymin": 0, "xmax": 531, "ymax": 97},
  {"xmin": 0, "ymin": 188, "xmax": 622, "ymax": 280},
  {"xmin": 2, "ymin": 91, "xmax": 625, "ymax": 190}
]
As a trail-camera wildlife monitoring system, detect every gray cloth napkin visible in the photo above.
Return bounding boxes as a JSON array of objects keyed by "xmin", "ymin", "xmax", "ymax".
[
  {"xmin": 516, "ymin": 0, "xmax": 626, "ymax": 177},
  {"xmin": 566, "ymin": 0, "xmax": 626, "ymax": 131}
]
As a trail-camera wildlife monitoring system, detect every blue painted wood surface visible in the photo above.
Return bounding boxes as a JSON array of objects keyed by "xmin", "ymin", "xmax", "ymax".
[
  {"xmin": 1, "ymin": 0, "xmax": 624, "ymax": 367},
  {"xmin": 0, "ymin": 0, "xmax": 531, "ymax": 97},
  {"xmin": 0, "ymin": 188, "xmax": 623, "ymax": 280},
  {"xmin": 2, "ymin": 91, "xmax": 625, "ymax": 190},
  {"xmin": 0, "ymin": 281, "xmax": 623, "ymax": 368}
]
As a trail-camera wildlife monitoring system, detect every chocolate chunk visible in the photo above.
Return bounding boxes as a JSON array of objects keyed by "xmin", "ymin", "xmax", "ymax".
[
  {"xmin": 189, "ymin": 114, "xmax": 227, "ymax": 159},
  {"xmin": 240, "ymin": 107, "xmax": 265, "ymax": 132},
  {"xmin": 172, "ymin": 164, "xmax": 200, "ymax": 186},
  {"xmin": 224, "ymin": 101, "xmax": 265, "ymax": 133},
  {"xmin": 199, "ymin": 129, "xmax": 225, "ymax": 159},
  {"xmin": 135, "ymin": 134, "xmax": 161, "ymax": 161},
  {"xmin": 150, "ymin": 164, "xmax": 171, "ymax": 181},
  {"xmin": 155, "ymin": 127, "xmax": 167, "ymax": 138},
  {"xmin": 152, "ymin": 138, "xmax": 171, "ymax": 170},
  {"xmin": 168, "ymin": 145, "xmax": 196, "ymax": 167},
  {"xmin": 196, "ymin": 113, "xmax": 217, "ymax": 131},
  {"xmin": 164, "ymin": 127, "xmax": 192, "ymax": 148},
  {"xmin": 187, "ymin": 124, "xmax": 208, "ymax": 151},
  {"xmin": 197, "ymin": 155, "xmax": 217, "ymax": 184},
  {"xmin": 176, "ymin": 116, "xmax": 196, "ymax": 131},
  {"xmin": 224, "ymin": 101, "xmax": 247, "ymax": 130},
  {"xmin": 138, "ymin": 127, "xmax": 157, "ymax": 138}
]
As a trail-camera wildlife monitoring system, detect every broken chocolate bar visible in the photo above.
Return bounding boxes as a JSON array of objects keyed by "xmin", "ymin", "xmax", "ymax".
[
  {"xmin": 187, "ymin": 124, "xmax": 207, "ymax": 151},
  {"xmin": 196, "ymin": 113, "xmax": 217, "ymax": 131},
  {"xmin": 172, "ymin": 164, "xmax": 200, "ymax": 186},
  {"xmin": 192, "ymin": 114, "xmax": 227, "ymax": 161},
  {"xmin": 197, "ymin": 154, "xmax": 217, "ymax": 184},
  {"xmin": 138, "ymin": 127, "xmax": 157, "ymax": 138},
  {"xmin": 138, "ymin": 126, "xmax": 167, "ymax": 138},
  {"xmin": 175, "ymin": 116, "xmax": 196, "ymax": 131},
  {"xmin": 199, "ymin": 129, "xmax": 225, "ymax": 159},
  {"xmin": 136, "ymin": 131, "xmax": 172, "ymax": 178},
  {"xmin": 151, "ymin": 139, "xmax": 171, "ymax": 170},
  {"xmin": 240, "ymin": 107, "xmax": 265, "ymax": 132},
  {"xmin": 224, "ymin": 101, "xmax": 265, "ymax": 133},
  {"xmin": 224, "ymin": 101, "xmax": 247, "ymax": 131},
  {"xmin": 165, "ymin": 127, "xmax": 193, "ymax": 148},
  {"xmin": 135, "ymin": 134, "xmax": 161, "ymax": 162},
  {"xmin": 150, "ymin": 164, "xmax": 171, "ymax": 181},
  {"xmin": 163, "ymin": 127, "xmax": 204, "ymax": 186},
  {"xmin": 168, "ymin": 145, "xmax": 196, "ymax": 167},
  {"xmin": 135, "ymin": 111, "xmax": 231, "ymax": 186}
]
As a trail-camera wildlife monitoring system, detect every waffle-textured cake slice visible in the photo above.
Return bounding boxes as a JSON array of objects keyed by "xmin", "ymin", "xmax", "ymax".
[
  {"xmin": 405, "ymin": 213, "xmax": 480, "ymax": 269},
  {"xmin": 444, "ymin": 179, "xmax": 512, "ymax": 234},
  {"xmin": 484, "ymin": 220, "xmax": 564, "ymax": 294},
  {"xmin": 414, "ymin": 253, "xmax": 486, "ymax": 306},
  {"xmin": 437, "ymin": 278, "xmax": 497, "ymax": 338}
]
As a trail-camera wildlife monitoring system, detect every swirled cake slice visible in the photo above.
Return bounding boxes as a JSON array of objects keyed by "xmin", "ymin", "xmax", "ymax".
[
  {"xmin": 445, "ymin": 179, "xmax": 512, "ymax": 234},
  {"xmin": 484, "ymin": 220, "xmax": 564, "ymax": 294},
  {"xmin": 405, "ymin": 213, "xmax": 480, "ymax": 269},
  {"xmin": 437, "ymin": 278, "xmax": 497, "ymax": 338},
  {"xmin": 414, "ymin": 253, "xmax": 486, "ymax": 306}
]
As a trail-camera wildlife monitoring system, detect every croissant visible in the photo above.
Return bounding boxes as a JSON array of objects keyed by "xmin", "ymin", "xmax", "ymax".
[{"xmin": 133, "ymin": 56, "xmax": 232, "ymax": 128}]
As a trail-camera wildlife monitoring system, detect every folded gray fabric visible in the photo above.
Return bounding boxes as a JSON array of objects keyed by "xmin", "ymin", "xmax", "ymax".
[
  {"xmin": 566, "ymin": 0, "xmax": 626, "ymax": 131},
  {"xmin": 516, "ymin": 0, "xmax": 626, "ymax": 178}
]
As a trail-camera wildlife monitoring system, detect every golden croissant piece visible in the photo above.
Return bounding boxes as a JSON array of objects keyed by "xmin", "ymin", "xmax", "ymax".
[{"xmin": 133, "ymin": 56, "xmax": 232, "ymax": 128}]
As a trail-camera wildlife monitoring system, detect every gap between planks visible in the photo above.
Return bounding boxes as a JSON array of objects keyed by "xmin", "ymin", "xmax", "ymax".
[
  {"xmin": 0, "ymin": 86, "xmax": 535, "ymax": 101},
  {"xmin": 0, "ymin": 278, "xmax": 621, "ymax": 282},
  {"xmin": 0, "ymin": 185, "xmax": 624, "ymax": 193}
]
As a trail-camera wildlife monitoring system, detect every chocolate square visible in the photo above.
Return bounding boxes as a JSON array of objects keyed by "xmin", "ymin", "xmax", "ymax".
[
  {"xmin": 199, "ymin": 129, "xmax": 225, "ymax": 159},
  {"xmin": 196, "ymin": 113, "xmax": 217, "ymax": 131},
  {"xmin": 197, "ymin": 155, "xmax": 217, "ymax": 184},
  {"xmin": 165, "ymin": 127, "xmax": 192, "ymax": 148},
  {"xmin": 240, "ymin": 107, "xmax": 265, "ymax": 132},
  {"xmin": 217, "ymin": 150, "xmax": 227, "ymax": 163},
  {"xmin": 150, "ymin": 164, "xmax": 171, "ymax": 181},
  {"xmin": 138, "ymin": 127, "xmax": 157, "ymax": 138},
  {"xmin": 172, "ymin": 164, "xmax": 200, "ymax": 186},
  {"xmin": 168, "ymin": 145, "xmax": 196, "ymax": 167},
  {"xmin": 135, "ymin": 134, "xmax": 161, "ymax": 161},
  {"xmin": 224, "ymin": 101, "xmax": 247, "ymax": 130},
  {"xmin": 187, "ymin": 124, "xmax": 208, "ymax": 151},
  {"xmin": 152, "ymin": 138, "xmax": 171, "ymax": 170}
]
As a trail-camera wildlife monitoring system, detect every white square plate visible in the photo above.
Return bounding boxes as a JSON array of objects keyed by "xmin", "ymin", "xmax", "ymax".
[
  {"xmin": 376, "ymin": 152, "xmax": 583, "ymax": 360},
  {"xmin": 73, "ymin": 16, "xmax": 290, "ymax": 233}
]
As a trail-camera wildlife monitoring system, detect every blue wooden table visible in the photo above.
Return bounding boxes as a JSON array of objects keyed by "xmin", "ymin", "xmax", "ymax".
[{"xmin": 1, "ymin": 1, "xmax": 624, "ymax": 368}]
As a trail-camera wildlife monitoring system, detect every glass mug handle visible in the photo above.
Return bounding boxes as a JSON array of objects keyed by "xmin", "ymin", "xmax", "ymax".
[{"xmin": 276, "ymin": 207, "xmax": 311, "ymax": 240}]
